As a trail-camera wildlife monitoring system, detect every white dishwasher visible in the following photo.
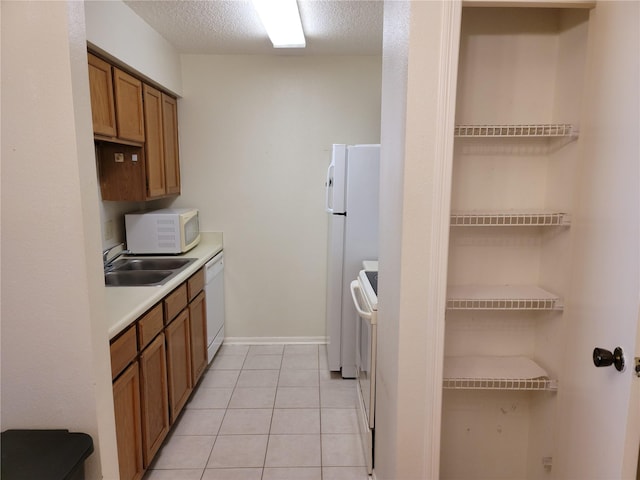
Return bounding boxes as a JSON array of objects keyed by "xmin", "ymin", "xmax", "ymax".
[{"xmin": 205, "ymin": 252, "xmax": 225, "ymax": 363}]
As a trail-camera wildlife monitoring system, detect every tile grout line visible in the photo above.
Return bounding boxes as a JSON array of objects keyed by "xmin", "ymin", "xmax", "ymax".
[
  {"xmin": 262, "ymin": 347, "xmax": 283, "ymax": 479},
  {"xmin": 319, "ymin": 344, "xmax": 325, "ymax": 480},
  {"xmin": 201, "ymin": 347, "xmax": 246, "ymax": 476}
]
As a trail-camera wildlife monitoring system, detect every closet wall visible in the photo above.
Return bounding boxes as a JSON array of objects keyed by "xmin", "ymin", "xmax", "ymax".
[{"xmin": 441, "ymin": 7, "xmax": 590, "ymax": 480}]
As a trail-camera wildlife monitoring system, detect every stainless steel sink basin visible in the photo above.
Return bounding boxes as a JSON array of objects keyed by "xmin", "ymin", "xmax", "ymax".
[
  {"xmin": 110, "ymin": 257, "xmax": 196, "ymax": 271},
  {"xmin": 104, "ymin": 257, "xmax": 197, "ymax": 286},
  {"xmin": 105, "ymin": 270, "xmax": 174, "ymax": 286}
]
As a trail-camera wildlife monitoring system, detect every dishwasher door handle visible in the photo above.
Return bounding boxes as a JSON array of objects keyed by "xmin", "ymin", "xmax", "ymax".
[{"xmin": 350, "ymin": 280, "xmax": 372, "ymax": 320}]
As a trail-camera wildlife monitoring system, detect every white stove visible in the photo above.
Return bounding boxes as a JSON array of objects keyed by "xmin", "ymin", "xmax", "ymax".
[{"xmin": 350, "ymin": 265, "xmax": 378, "ymax": 474}]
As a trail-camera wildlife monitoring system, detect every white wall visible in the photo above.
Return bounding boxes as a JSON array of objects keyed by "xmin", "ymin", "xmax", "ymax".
[
  {"xmin": 1, "ymin": 2, "xmax": 117, "ymax": 478},
  {"xmin": 375, "ymin": 1, "xmax": 460, "ymax": 478},
  {"xmin": 172, "ymin": 54, "xmax": 382, "ymax": 340},
  {"xmin": 85, "ymin": 0, "xmax": 182, "ymax": 96},
  {"xmin": 375, "ymin": 2, "xmax": 410, "ymax": 476}
]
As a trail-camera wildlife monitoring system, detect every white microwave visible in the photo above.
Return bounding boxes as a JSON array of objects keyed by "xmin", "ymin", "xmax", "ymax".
[{"xmin": 125, "ymin": 208, "xmax": 200, "ymax": 254}]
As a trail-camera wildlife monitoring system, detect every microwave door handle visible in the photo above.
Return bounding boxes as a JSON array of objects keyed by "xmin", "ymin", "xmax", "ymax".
[
  {"xmin": 325, "ymin": 163, "xmax": 334, "ymax": 214},
  {"xmin": 350, "ymin": 281, "xmax": 372, "ymax": 319}
]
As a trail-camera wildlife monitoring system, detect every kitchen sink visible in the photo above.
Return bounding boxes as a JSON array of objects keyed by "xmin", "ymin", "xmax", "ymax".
[
  {"xmin": 104, "ymin": 257, "xmax": 197, "ymax": 286},
  {"xmin": 110, "ymin": 257, "xmax": 196, "ymax": 272},
  {"xmin": 105, "ymin": 270, "xmax": 174, "ymax": 286}
]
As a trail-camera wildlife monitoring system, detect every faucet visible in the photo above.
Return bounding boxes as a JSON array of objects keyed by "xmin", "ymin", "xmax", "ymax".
[{"xmin": 103, "ymin": 243, "xmax": 131, "ymax": 270}]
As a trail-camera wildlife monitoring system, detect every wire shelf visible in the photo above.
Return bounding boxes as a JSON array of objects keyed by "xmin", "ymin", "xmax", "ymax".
[
  {"xmin": 454, "ymin": 123, "xmax": 577, "ymax": 138},
  {"xmin": 443, "ymin": 377, "xmax": 558, "ymax": 391},
  {"xmin": 447, "ymin": 285, "xmax": 562, "ymax": 311},
  {"xmin": 451, "ymin": 212, "xmax": 570, "ymax": 227},
  {"xmin": 443, "ymin": 356, "xmax": 558, "ymax": 392}
]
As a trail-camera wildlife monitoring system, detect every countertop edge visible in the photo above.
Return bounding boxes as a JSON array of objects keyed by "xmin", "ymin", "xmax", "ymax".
[{"xmin": 106, "ymin": 232, "xmax": 223, "ymax": 340}]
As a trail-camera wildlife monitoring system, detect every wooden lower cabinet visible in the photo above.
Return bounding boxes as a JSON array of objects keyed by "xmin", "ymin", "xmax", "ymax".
[
  {"xmin": 139, "ymin": 333, "xmax": 170, "ymax": 466},
  {"xmin": 166, "ymin": 309, "xmax": 193, "ymax": 422},
  {"xmin": 189, "ymin": 291, "xmax": 207, "ymax": 385},
  {"xmin": 113, "ymin": 362, "xmax": 144, "ymax": 480},
  {"xmin": 111, "ymin": 271, "xmax": 210, "ymax": 476}
]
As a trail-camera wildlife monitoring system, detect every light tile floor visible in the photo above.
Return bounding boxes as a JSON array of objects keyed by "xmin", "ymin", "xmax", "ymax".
[{"xmin": 144, "ymin": 344, "xmax": 370, "ymax": 480}]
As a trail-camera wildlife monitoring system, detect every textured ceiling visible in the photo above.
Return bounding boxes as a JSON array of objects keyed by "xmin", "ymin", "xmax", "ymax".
[{"xmin": 124, "ymin": 0, "xmax": 384, "ymax": 55}]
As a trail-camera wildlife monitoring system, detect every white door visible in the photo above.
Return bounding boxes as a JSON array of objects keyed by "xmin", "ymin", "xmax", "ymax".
[{"xmin": 553, "ymin": 2, "xmax": 639, "ymax": 478}]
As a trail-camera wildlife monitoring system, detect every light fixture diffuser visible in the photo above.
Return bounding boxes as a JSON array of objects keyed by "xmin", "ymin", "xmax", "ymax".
[{"xmin": 252, "ymin": 0, "xmax": 306, "ymax": 48}]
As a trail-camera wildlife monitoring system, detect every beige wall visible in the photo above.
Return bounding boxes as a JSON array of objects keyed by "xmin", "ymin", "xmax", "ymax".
[
  {"xmin": 1, "ymin": 2, "xmax": 117, "ymax": 478},
  {"xmin": 172, "ymin": 54, "xmax": 382, "ymax": 340}
]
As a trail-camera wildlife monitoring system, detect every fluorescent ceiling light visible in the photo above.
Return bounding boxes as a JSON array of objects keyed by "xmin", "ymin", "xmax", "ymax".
[{"xmin": 252, "ymin": 0, "xmax": 306, "ymax": 48}]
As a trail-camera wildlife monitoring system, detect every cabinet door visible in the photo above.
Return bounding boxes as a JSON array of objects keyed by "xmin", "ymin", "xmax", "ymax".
[
  {"xmin": 165, "ymin": 309, "xmax": 192, "ymax": 422},
  {"xmin": 87, "ymin": 53, "xmax": 116, "ymax": 137},
  {"xmin": 189, "ymin": 291, "xmax": 208, "ymax": 385},
  {"xmin": 139, "ymin": 333, "xmax": 169, "ymax": 467},
  {"xmin": 161, "ymin": 93, "xmax": 181, "ymax": 195},
  {"xmin": 114, "ymin": 68, "xmax": 145, "ymax": 143},
  {"xmin": 143, "ymin": 84, "xmax": 166, "ymax": 199},
  {"xmin": 113, "ymin": 362, "xmax": 144, "ymax": 480}
]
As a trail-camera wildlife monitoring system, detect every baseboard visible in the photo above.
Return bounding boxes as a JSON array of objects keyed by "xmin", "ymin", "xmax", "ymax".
[{"xmin": 223, "ymin": 336, "xmax": 328, "ymax": 345}]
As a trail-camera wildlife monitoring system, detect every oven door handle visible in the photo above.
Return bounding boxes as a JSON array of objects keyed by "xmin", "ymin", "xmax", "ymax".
[{"xmin": 350, "ymin": 280, "xmax": 372, "ymax": 320}]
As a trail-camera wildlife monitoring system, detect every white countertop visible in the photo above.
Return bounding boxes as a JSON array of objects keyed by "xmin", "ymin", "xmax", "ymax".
[{"xmin": 106, "ymin": 232, "xmax": 223, "ymax": 339}]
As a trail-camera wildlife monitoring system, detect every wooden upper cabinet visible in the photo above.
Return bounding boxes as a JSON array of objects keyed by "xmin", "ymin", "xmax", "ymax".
[
  {"xmin": 90, "ymin": 53, "xmax": 181, "ymax": 201},
  {"xmin": 161, "ymin": 93, "xmax": 181, "ymax": 195},
  {"xmin": 143, "ymin": 85, "xmax": 166, "ymax": 198},
  {"xmin": 88, "ymin": 53, "xmax": 117, "ymax": 137},
  {"xmin": 114, "ymin": 68, "xmax": 145, "ymax": 143}
]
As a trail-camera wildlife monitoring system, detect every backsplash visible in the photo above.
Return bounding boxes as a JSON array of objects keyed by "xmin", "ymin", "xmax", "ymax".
[{"xmin": 99, "ymin": 195, "xmax": 175, "ymax": 251}]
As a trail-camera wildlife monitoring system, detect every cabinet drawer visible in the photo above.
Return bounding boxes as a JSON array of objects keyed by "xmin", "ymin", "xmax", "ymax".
[
  {"xmin": 137, "ymin": 303, "xmax": 164, "ymax": 350},
  {"xmin": 187, "ymin": 268, "xmax": 205, "ymax": 301},
  {"xmin": 111, "ymin": 325, "xmax": 138, "ymax": 380},
  {"xmin": 164, "ymin": 283, "xmax": 188, "ymax": 324}
]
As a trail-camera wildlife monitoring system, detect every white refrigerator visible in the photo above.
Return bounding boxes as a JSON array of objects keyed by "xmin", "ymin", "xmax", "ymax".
[{"xmin": 325, "ymin": 144, "xmax": 380, "ymax": 378}]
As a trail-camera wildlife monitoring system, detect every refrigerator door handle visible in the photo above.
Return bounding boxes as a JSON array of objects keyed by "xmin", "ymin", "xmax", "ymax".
[
  {"xmin": 325, "ymin": 163, "xmax": 335, "ymax": 213},
  {"xmin": 350, "ymin": 281, "xmax": 372, "ymax": 320}
]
